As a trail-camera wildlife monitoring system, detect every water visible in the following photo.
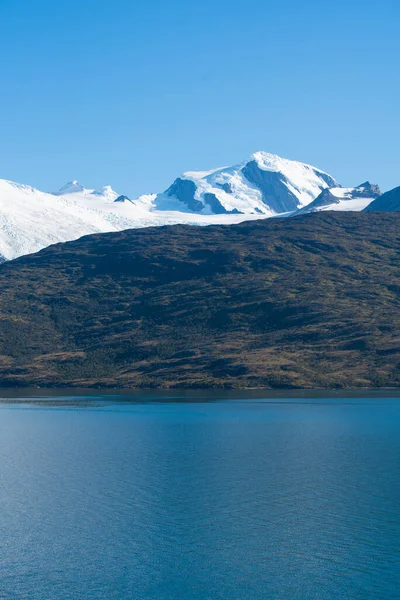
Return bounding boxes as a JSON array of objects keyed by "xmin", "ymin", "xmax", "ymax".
[{"xmin": 0, "ymin": 392, "xmax": 399, "ymax": 599}]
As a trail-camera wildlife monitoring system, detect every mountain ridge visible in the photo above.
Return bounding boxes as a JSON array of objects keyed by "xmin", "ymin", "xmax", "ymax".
[
  {"xmin": 0, "ymin": 151, "xmax": 396, "ymax": 262},
  {"xmin": 297, "ymin": 182, "xmax": 381, "ymax": 215}
]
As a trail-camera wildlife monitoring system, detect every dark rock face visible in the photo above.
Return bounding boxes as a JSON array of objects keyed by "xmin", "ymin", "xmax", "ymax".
[
  {"xmin": 114, "ymin": 195, "xmax": 132, "ymax": 203},
  {"xmin": 0, "ymin": 212, "xmax": 399, "ymax": 389},
  {"xmin": 216, "ymin": 182, "xmax": 233, "ymax": 194},
  {"xmin": 203, "ymin": 193, "xmax": 242, "ymax": 215},
  {"xmin": 164, "ymin": 178, "xmax": 203, "ymax": 212},
  {"xmin": 364, "ymin": 186, "xmax": 400, "ymax": 212},
  {"xmin": 242, "ymin": 161, "xmax": 301, "ymax": 213}
]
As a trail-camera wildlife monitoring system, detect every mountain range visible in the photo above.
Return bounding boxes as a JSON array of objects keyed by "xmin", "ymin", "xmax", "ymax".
[
  {"xmin": 0, "ymin": 212, "xmax": 398, "ymax": 389},
  {"xmin": 0, "ymin": 151, "xmax": 396, "ymax": 262}
]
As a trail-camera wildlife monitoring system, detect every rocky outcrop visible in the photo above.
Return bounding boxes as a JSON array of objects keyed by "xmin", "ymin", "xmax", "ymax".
[
  {"xmin": 203, "ymin": 193, "xmax": 242, "ymax": 214},
  {"xmin": 164, "ymin": 178, "xmax": 203, "ymax": 212},
  {"xmin": 241, "ymin": 161, "xmax": 300, "ymax": 213}
]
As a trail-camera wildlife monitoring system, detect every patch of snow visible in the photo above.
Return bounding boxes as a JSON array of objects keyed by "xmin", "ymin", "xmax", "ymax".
[
  {"xmin": 315, "ymin": 197, "xmax": 375, "ymax": 212},
  {"xmin": 329, "ymin": 187, "xmax": 353, "ymax": 199}
]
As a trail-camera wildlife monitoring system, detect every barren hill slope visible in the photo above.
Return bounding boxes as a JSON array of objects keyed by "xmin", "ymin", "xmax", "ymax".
[{"xmin": 0, "ymin": 212, "xmax": 399, "ymax": 389}]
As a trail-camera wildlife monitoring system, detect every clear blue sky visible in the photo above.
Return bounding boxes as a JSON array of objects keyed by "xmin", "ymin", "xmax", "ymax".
[{"xmin": 0, "ymin": 0, "xmax": 398, "ymax": 196}]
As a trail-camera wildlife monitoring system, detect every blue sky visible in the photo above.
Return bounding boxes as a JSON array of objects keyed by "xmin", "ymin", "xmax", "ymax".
[{"xmin": 0, "ymin": 0, "xmax": 398, "ymax": 196}]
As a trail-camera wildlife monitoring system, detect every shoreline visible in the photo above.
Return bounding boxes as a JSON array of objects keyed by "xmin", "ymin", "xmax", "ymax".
[{"xmin": 0, "ymin": 387, "xmax": 399, "ymax": 404}]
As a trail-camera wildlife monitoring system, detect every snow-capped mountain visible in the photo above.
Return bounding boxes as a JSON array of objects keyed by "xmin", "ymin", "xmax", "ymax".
[
  {"xmin": 0, "ymin": 152, "xmax": 388, "ymax": 263},
  {"xmin": 364, "ymin": 186, "xmax": 400, "ymax": 212},
  {"xmin": 154, "ymin": 152, "xmax": 338, "ymax": 216},
  {"xmin": 297, "ymin": 182, "xmax": 381, "ymax": 215}
]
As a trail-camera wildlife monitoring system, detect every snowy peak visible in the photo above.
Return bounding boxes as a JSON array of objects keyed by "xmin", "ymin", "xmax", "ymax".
[
  {"xmin": 354, "ymin": 182, "xmax": 381, "ymax": 197},
  {"xmin": 297, "ymin": 182, "xmax": 381, "ymax": 214},
  {"xmin": 156, "ymin": 152, "xmax": 339, "ymax": 216},
  {"xmin": 241, "ymin": 152, "xmax": 337, "ymax": 213},
  {"xmin": 90, "ymin": 186, "xmax": 119, "ymax": 202},
  {"xmin": 55, "ymin": 180, "xmax": 85, "ymax": 195},
  {"xmin": 251, "ymin": 151, "xmax": 333, "ymax": 184},
  {"xmin": 53, "ymin": 182, "xmax": 119, "ymax": 201}
]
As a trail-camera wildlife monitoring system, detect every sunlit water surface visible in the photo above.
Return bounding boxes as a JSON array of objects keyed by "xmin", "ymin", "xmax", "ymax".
[{"xmin": 0, "ymin": 391, "xmax": 399, "ymax": 599}]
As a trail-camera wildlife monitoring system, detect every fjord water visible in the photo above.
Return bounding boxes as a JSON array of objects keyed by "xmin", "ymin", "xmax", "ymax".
[{"xmin": 0, "ymin": 394, "xmax": 399, "ymax": 600}]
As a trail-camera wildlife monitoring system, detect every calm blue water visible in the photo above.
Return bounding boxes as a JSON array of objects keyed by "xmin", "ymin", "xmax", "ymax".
[{"xmin": 0, "ymin": 393, "xmax": 399, "ymax": 599}]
